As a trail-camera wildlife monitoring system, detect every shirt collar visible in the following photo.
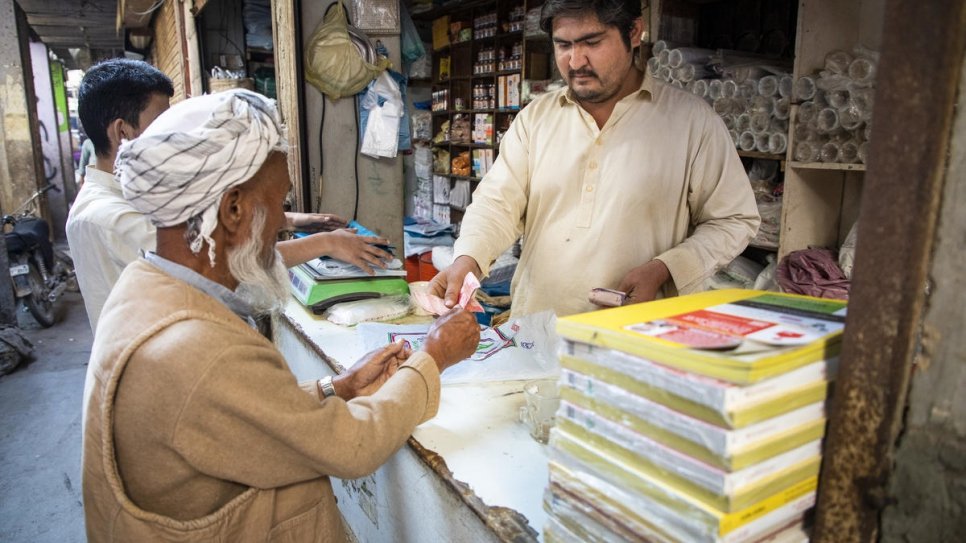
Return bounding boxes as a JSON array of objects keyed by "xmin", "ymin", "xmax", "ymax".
[
  {"xmin": 143, "ymin": 251, "xmax": 258, "ymax": 328},
  {"xmin": 84, "ymin": 167, "xmax": 121, "ymax": 193},
  {"xmin": 558, "ymin": 68, "xmax": 653, "ymax": 106}
]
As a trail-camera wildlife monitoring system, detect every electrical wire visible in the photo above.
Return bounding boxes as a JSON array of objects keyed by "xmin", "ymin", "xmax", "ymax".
[
  {"xmin": 316, "ymin": 1, "xmax": 363, "ymax": 222},
  {"xmin": 126, "ymin": 0, "xmax": 166, "ymax": 17}
]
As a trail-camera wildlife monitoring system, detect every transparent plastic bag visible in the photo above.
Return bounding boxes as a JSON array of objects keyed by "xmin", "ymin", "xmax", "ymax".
[{"xmin": 325, "ymin": 295, "xmax": 412, "ymax": 326}]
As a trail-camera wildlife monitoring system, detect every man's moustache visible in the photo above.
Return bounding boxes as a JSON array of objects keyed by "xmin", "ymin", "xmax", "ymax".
[{"xmin": 569, "ymin": 70, "xmax": 597, "ymax": 79}]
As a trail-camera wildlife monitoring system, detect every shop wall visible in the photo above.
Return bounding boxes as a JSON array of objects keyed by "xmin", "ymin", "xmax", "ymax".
[
  {"xmin": 0, "ymin": 0, "xmax": 42, "ymax": 219},
  {"xmin": 153, "ymin": 0, "xmax": 188, "ymax": 101},
  {"xmin": 299, "ymin": 0, "xmax": 405, "ymax": 250}
]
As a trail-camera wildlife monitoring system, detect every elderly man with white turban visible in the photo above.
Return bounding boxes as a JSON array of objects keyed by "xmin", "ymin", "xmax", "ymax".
[{"xmin": 81, "ymin": 89, "xmax": 480, "ymax": 542}]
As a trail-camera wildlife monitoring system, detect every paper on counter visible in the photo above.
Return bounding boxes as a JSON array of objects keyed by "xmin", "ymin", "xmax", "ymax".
[{"xmin": 357, "ymin": 311, "xmax": 561, "ymax": 385}]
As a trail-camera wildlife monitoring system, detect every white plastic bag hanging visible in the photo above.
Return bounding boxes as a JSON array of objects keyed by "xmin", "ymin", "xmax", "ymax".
[{"xmin": 360, "ymin": 71, "xmax": 403, "ymax": 158}]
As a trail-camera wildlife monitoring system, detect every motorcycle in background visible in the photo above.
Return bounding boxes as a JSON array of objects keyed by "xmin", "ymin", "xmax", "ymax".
[{"xmin": 3, "ymin": 184, "xmax": 75, "ymax": 327}]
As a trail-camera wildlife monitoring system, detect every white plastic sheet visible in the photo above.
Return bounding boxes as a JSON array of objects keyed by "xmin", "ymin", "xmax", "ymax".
[{"xmin": 360, "ymin": 71, "xmax": 403, "ymax": 158}]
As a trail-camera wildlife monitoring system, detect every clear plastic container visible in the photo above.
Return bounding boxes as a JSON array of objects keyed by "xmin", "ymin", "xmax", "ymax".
[
  {"xmin": 820, "ymin": 141, "xmax": 841, "ymax": 162},
  {"xmin": 794, "ymin": 76, "xmax": 817, "ymax": 101},
  {"xmin": 736, "ymin": 113, "xmax": 752, "ymax": 132},
  {"xmin": 708, "ymin": 79, "xmax": 724, "ymax": 100},
  {"xmin": 673, "ymin": 64, "xmax": 696, "ymax": 82},
  {"xmin": 691, "ymin": 78, "xmax": 709, "ymax": 98},
  {"xmin": 658, "ymin": 48, "xmax": 671, "ymax": 66},
  {"xmin": 795, "ymin": 140, "xmax": 820, "ymax": 162},
  {"xmin": 750, "ymin": 95, "xmax": 775, "ymax": 115},
  {"xmin": 750, "ymin": 111, "xmax": 771, "ymax": 134},
  {"xmin": 793, "ymin": 120, "xmax": 812, "ymax": 143},
  {"xmin": 774, "ymin": 97, "xmax": 791, "ymax": 120},
  {"xmin": 848, "ymin": 57, "xmax": 877, "ymax": 86},
  {"xmin": 713, "ymin": 97, "xmax": 736, "ymax": 116},
  {"xmin": 816, "ymin": 107, "xmax": 840, "ymax": 133},
  {"xmin": 849, "ymin": 85, "xmax": 875, "ymax": 120},
  {"xmin": 755, "ymin": 133, "xmax": 771, "ymax": 153},
  {"xmin": 739, "ymin": 80, "xmax": 758, "ymax": 99},
  {"xmin": 779, "ymin": 74, "xmax": 794, "ymax": 98},
  {"xmin": 739, "ymin": 131, "xmax": 757, "ymax": 151},
  {"xmin": 798, "ymin": 101, "xmax": 819, "ymax": 124},
  {"xmin": 768, "ymin": 132, "xmax": 788, "ymax": 155},
  {"xmin": 827, "ymin": 88, "xmax": 850, "ymax": 109},
  {"xmin": 722, "ymin": 79, "xmax": 738, "ymax": 98},
  {"xmin": 838, "ymin": 104, "xmax": 864, "ymax": 131},
  {"xmin": 646, "ymin": 56, "xmax": 660, "ymax": 76},
  {"xmin": 839, "ymin": 140, "xmax": 860, "ymax": 163},
  {"xmin": 824, "ymin": 49, "xmax": 853, "ymax": 75},
  {"xmin": 658, "ymin": 66, "xmax": 672, "ymax": 82},
  {"xmin": 668, "ymin": 47, "xmax": 712, "ymax": 69},
  {"xmin": 758, "ymin": 75, "xmax": 779, "ymax": 97}
]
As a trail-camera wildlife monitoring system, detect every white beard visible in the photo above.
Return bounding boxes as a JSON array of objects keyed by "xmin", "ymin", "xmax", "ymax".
[{"xmin": 227, "ymin": 208, "xmax": 290, "ymax": 315}]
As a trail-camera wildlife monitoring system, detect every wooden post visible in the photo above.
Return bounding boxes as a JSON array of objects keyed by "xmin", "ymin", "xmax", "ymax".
[{"xmin": 813, "ymin": 0, "xmax": 966, "ymax": 540}]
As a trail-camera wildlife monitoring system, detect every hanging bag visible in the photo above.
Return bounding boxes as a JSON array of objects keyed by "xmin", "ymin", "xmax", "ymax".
[{"xmin": 304, "ymin": 1, "xmax": 390, "ymax": 100}]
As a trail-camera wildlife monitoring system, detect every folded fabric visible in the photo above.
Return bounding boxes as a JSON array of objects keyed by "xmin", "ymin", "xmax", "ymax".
[{"xmin": 777, "ymin": 248, "xmax": 850, "ymax": 300}]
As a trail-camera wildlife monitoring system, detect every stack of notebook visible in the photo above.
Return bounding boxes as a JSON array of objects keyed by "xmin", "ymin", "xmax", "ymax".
[{"xmin": 544, "ymin": 289, "xmax": 847, "ymax": 543}]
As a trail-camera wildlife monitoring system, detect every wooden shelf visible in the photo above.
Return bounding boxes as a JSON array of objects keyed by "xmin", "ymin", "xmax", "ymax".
[
  {"xmin": 788, "ymin": 161, "xmax": 866, "ymax": 171},
  {"xmin": 450, "ymin": 142, "xmax": 495, "ymax": 148},
  {"xmin": 748, "ymin": 242, "xmax": 780, "ymax": 252},
  {"xmin": 432, "ymin": 173, "xmax": 483, "ymax": 182},
  {"xmin": 737, "ymin": 150, "xmax": 785, "ymax": 161}
]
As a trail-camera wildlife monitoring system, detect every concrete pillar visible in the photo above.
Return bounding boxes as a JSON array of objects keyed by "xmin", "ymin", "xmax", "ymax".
[
  {"xmin": 0, "ymin": 0, "xmax": 43, "ymax": 216},
  {"xmin": 0, "ymin": 0, "xmax": 43, "ymax": 324}
]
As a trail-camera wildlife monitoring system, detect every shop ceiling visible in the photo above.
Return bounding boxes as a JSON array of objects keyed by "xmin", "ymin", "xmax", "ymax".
[{"xmin": 17, "ymin": 0, "xmax": 160, "ymax": 70}]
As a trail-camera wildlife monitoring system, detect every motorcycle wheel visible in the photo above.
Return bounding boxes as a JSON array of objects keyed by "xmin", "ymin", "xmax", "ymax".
[{"xmin": 24, "ymin": 262, "xmax": 55, "ymax": 327}]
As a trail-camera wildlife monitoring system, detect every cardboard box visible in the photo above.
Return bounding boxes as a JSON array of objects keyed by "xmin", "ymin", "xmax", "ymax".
[{"xmin": 432, "ymin": 16, "xmax": 450, "ymax": 51}]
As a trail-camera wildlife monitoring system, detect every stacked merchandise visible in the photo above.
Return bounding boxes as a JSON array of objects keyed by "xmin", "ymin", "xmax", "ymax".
[
  {"xmin": 647, "ymin": 40, "xmax": 793, "ymax": 155},
  {"xmin": 544, "ymin": 289, "xmax": 847, "ymax": 543},
  {"xmin": 791, "ymin": 47, "xmax": 878, "ymax": 165}
]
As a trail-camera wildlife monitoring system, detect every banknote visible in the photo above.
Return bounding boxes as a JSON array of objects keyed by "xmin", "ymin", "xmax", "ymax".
[{"xmin": 412, "ymin": 272, "xmax": 485, "ymax": 315}]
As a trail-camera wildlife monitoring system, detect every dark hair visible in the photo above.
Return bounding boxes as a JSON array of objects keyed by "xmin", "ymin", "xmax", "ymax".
[
  {"xmin": 540, "ymin": 0, "xmax": 642, "ymax": 50},
  {"xmin": 78, "ymin": 59, "xmax": 174, "ymax": 157}
]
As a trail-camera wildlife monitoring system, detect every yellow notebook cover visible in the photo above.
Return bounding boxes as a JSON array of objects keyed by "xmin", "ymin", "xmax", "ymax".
[
  {"xmin": 555, "ymin": 419, "xmax": 821, "ymax": 512},
  {"xmin": 559, "ymin": 382, "xmax": 828, "ymax": 471},
  {"xmin": 560, "ymin": 352, "xmax": 832, "ymax": 428},
  {"xmin": 556, "ymin": 289, "xmax": 847, "ymax": 384}
]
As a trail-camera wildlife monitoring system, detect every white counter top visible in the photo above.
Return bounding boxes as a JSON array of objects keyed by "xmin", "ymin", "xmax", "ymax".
[{"xmin": 278, "ymin": 299, "xmax": 550, "ymax": 540}]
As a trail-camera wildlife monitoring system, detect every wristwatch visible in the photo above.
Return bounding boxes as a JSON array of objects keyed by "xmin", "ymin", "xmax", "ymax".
[{"xmin": 317, "ymin": 376, "xmax": 337, "ymax": 399}]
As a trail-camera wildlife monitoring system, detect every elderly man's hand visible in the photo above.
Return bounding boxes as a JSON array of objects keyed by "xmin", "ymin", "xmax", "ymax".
[
  {"xmin": 285, "ymin": 212, "xmax": 348, "ymax": 232},
  {"xmin": 617, "ymin": 259, "xmax": 671, "ymax": 305},
  {"xmin": 421, "ymin": 308, "xmax": 480, "ymax": 373},
  {"xmin": 334, "ymin": 342, "xmax": 412, "ymax": 399}
]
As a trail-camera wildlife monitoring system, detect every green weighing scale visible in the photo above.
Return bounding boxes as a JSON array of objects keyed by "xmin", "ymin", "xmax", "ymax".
[
  {"xmin": 288, "ymin": 264, "xmax": 409, "ymax": 314},
  {"xmin": 287, "ymin": 221, "xmax": 410, "ymax": 314}
]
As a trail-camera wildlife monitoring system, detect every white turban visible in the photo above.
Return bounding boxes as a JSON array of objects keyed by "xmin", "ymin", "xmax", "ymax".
[{"xmin": 117, "ymin": 89, "xmax": 287, "ymax": 265}]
